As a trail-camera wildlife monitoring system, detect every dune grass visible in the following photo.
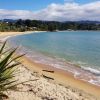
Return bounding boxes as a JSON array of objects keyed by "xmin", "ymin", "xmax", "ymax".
[{"xmin": 0, "ymin": 41, "xmax": 24, "ymax": 99}]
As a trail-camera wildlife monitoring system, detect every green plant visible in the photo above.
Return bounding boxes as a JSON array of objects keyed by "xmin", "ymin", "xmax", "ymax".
[{"xmin": 0, "ymin": 41, "xmax": 24, "ymax": 99}]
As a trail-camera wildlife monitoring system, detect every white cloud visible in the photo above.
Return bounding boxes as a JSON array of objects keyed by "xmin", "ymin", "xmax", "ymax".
[
  {"xmin": 0, "ymin": 9, "xmax": 34, "ymax": 19},
  {"xmin": 0, "ymin": 1, "xmax": 100, "ymax": 21}
]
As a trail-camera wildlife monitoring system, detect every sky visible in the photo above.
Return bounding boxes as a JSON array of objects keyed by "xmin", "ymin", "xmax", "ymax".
[{"xmin": 0, "ymin": 0, "xmax": 100, "ymax": 21}]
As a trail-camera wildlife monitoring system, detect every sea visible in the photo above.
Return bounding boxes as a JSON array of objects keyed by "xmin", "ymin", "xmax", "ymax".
[{"xmin": 8, "ymin": 31, "xmax": 100, "ymax": 86}]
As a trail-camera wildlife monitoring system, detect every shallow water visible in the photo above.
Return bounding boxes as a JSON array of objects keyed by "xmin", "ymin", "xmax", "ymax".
[{"xmin": 9, "ymin": 31, "xmax": 100, "ymax": 86}]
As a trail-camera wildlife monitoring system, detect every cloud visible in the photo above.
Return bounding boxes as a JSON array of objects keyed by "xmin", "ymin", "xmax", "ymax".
[
  {"xmin": 64, "ymin": 0, "xmax": 74, "ymax": 3},
  {"xmin": 0, "ymin": 9, "xmax": 34, "ymax": 19},
  {"xmin": 0, "ymin": 1, "xmax": 100, "ymax": 21}
]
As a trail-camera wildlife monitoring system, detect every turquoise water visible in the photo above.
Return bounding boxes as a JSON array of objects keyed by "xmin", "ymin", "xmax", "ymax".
[{"xmin": 9, "ymin": 31, "xmax": 100, "ymax": 86}]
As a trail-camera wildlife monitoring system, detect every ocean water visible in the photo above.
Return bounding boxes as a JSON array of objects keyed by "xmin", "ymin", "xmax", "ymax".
[{"xmin": 8, "ymin": 31, "xmax": 100, "ymax": 86}]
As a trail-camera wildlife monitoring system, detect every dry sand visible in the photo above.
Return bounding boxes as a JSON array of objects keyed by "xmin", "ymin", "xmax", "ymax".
[
  {"xmin": 5, "ymin": 62, "xmax": 99, "ymax": 100},
  {"xmin": 0, "ymin": 31, "xmax": 42, "ymax": 37}
]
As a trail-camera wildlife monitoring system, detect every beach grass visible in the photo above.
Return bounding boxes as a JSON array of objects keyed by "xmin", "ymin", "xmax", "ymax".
[{"xmin": 0, "ymin": 41, "xmax": 24, "ymax": 99}]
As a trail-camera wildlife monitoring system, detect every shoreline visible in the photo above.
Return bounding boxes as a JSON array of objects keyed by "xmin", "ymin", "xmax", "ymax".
[
  {"xmin": 0, "ymin": 31, "xmax": 34, "ymax": 42},
  {"xmin": 0, "ymin": 31, "xmax": 100, "ymax": 99},
  {"xmin": 20, "ymin": 56, "xmax": 100, "ymax": 98},
  {"xmin": 0, "ymin": 31, "xmax": 47, "ymax": 41},
  {"xmin": 5, "ymin": 56, "xmax": 99, "ymax": 100}
]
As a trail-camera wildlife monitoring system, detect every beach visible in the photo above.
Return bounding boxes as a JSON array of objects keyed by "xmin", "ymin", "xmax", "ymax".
[
  {"xmin": 0, "ymin": 31, "xmax": 100, "ymax": 100},
  {"xmin": 0, "ymin": 31, "xmax": 43, "ymax": 41},
  {"xmin": 20, "ymin": 56, "xmax": 100, "ymax": 98}
]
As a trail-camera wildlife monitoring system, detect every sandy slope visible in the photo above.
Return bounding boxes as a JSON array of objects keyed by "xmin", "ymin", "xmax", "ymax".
[{"xmin": 5, "ymin": 64, "xmax": 98, "ymax": 100}]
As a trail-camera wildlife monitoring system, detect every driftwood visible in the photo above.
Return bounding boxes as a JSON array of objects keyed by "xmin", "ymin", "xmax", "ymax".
[
  {"xmin": 42, "ymin": 74, "xmax": 54, "ymax": 80},
  {"xmin": 42, "ymin": 70, "xmax": 54, "ymax": 73}
]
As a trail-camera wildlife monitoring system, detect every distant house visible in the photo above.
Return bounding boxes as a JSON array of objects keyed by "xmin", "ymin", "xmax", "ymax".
[
  {"xmin": 6, "ymin": 22, "xmax": 9, "ymax": 24},
  {"xmin": 67, "ymin": 29, "xmax": 74, "ymax": 31},
  {"xmin": 33, "ymin": 27, "xmax": 37, "ymax": 29},
  {"xmin": 29, "ymin": 27, "xmax": 38, "ymax": 30},
  {"xmin": 55, "ymin": 29, "xmax": 59, "ymax": 32}
]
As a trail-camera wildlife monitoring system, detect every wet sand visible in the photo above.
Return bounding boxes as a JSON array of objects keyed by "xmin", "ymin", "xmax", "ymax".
[
  {"xmin": 19, "ymin": 56, "xmax": 100, "ymax": 99},
  {"xmin": 6, "ymin": 61, "xmax": 98, "ymax": 100}
]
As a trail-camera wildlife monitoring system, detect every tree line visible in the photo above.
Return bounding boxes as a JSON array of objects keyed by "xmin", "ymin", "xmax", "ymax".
[{"xmin": 0, "ymin": 19, "xmax": 100, "ymax": 32}]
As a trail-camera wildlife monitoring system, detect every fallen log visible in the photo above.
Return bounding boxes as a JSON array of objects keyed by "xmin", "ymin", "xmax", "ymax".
[
  {"xmin": 42, "ymin": 70, "xmax": 54, "ymax": 73},
  {"xmin": 42, "ymin": 74, "xmax": 54, "ymax": 80}
]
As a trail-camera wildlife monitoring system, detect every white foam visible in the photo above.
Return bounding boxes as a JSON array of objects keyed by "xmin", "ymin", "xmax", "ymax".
[
  {"xmin": 81, "ymin": 67, "xmax": 100, "ymax": 75},
  {"xmin": 74, "ymin": 72, "xmax": 80, "ymax": 78},
  {"xmin": 0, "ymin": 36, "xmax": 11, "ymax": 42},
  {"xmin": 88, "ymin": 79, "xmax": 100, "ymax": 86}
]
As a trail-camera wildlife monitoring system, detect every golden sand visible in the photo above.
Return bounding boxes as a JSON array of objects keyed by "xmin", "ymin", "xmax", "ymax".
[
  {"xmin": 0, "ymin": 31, "xmax": 36, "ymax": 37},
  {"xmin": 20, "ymin": 56, "xmax": 100, "ymax": 99}
]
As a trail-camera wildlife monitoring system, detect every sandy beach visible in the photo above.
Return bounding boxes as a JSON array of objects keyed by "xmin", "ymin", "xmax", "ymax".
[
  {"xmin": 0, "ymin": 31, "xmax": 33, "ymax": 36},
  {"xmin": 0, "ymin": 31, "xmax": 100, "ymax": 100},
  {"xmin": 0, "ymin": 31, "xmax": 44, "ymax": 38},
  {"xmin": 20, "ymin": 56, "xmax": 100, "ymax": 98},
  {"xmin": 4, "ymin": 62, "xmax": 97, "ymax": 100}
]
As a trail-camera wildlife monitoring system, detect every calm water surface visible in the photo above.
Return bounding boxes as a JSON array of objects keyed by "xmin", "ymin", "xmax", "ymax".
[{"xmin": 9, "ymin": 31, "xmax": 100, "ymax": 86}]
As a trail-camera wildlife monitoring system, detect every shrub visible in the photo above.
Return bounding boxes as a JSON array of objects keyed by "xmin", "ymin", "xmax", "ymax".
[{"xmin": 0, "ymin": 41, "xmax": 23, "ymax": 99}]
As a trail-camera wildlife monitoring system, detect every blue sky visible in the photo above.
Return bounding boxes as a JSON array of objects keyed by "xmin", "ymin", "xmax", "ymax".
[
  {"xmin": 0, "ymin": 0, "xmax": 99, "ymax": 11},
  {"xmin": 0, "ymin": 0, "xmax": 100, "ymax": 21}
]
